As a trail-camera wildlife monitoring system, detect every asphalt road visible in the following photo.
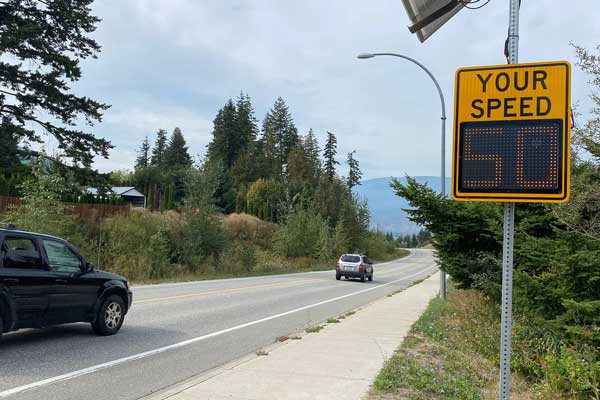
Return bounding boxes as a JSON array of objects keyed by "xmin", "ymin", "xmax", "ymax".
[{"xmin": 0, "ymin": 249, "xmax": 437, "ymax": 400}]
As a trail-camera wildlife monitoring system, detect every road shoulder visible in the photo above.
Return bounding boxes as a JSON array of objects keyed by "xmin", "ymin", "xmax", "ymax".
[{"xmin": 143, "ymin": 271, "xmax": 441, "ymax": 400}]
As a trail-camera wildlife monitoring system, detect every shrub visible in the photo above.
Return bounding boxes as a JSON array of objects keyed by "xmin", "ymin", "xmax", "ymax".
[
  {"xmin": 360, "ymin": 230, "xmax": 401, "ymax": 262},
  {"xmin": 99, "ymin": 212, "xmax": 170, "ymax": 280},
  {"xmin": 245, "ymin": 178, "xmax": 285, "ymax": 222},
  {"xmin": 273, "ymin": 208, "xmax": 329, "ymax": 259},
  {"xmin": 540, "ymin": 345, "xmax": 600, "ymax": 399},
  {"xmin": 3, "ymin": 158, "xmax": 76, "ymax": 239},
  {"xmin": 166, "ymin": 210, "xmax": 226, "ymax": 271},
  {"xmin": 218, "ymin": 241, "xmax": 257, "ymax": 274},
  {"xmin": 224, "ymin": 213, "xmax": 275, "ymax": 250}
]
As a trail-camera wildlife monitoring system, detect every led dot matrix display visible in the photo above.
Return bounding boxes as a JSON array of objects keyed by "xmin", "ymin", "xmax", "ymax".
[{"xmin": 452, "ymin": 61, "xmax": 571, "ymax": 203}]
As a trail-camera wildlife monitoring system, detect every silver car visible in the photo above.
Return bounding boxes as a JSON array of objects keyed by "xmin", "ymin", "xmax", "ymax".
[{"xmin": 335, "ymin": 254, "xmax": 373, "ymax": 282}]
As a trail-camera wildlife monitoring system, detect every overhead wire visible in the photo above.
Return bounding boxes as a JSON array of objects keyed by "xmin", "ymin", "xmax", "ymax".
[{"xmin": 460, "ymin": 0, "xmax": 492, "ymax": 10}]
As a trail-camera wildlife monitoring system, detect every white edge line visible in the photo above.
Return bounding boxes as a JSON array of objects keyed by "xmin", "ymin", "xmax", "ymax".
[{"xmin": 0, "ymin": 262, "xmax": 436, "ymax": 399}]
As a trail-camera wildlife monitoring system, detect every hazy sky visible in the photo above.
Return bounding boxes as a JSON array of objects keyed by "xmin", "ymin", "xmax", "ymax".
[{"xmin": 65, "ymin": 1, "xmax": 600, "ymax": 179}]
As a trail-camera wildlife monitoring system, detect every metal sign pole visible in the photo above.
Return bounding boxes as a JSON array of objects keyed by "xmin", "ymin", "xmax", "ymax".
[
  {"xmin": 440, "ymin": 99, "xmax": 447, "ymax": 300},
  {"xmin": 499, "ymin": 1, "xmax": 519, "ymax": 399},
  {"xmin": 499, "ymin": 202, "xmax": 515, "ymax": 399}
]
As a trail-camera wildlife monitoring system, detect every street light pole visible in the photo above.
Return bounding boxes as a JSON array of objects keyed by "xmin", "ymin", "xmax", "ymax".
[{"xmin": 357, "ymin": 52, "xmax": 447, "ymax": 299}]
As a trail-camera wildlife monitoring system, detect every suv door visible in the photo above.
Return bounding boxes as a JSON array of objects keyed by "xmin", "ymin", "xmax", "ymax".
[
  {"xmin": 0, "ymin": 235, "xmax": 53, "ymax": 328},
  {"xmin": 41, "ymin": 239, "xmax": 98, "ymax": 324}
]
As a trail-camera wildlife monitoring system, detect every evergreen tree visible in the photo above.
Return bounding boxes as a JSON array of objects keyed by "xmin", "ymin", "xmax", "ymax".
[
  {"xmin": 230, "ymin": 145, "xmax": 263, "ymax": 187},
  {"xmin": 134, "ymin": 136, "xmax": 150, "ymax": 170},
  {"xmin": 314, "ymin": 175, "xmax": 346, "ymax": 227},
  {"xmin": 235, "ymin": 92, "xmax": 259, "ymax": 153},
  {"xmin": 162, "ymin": 128, "xmax": 192, "ymax": 202},
  {"xmin": 323, "ymin": 131, "xmax": 339, "ymax": 179},
  {"xmin": 207, "ymin": 94, "xmax": 258, "ymax": 172},
  {"xmin": 261, "ymin": 97, "xmax": 298, "ymax": 177},
  {"xmin": 0, "ymin": 1, "xmax": 110, "ymax": 166},
  {"xmin": 210, "ymin": 162, "xmax": 236, "ymax": 213},
  {"xmin": 165, "ymin": 128, "xmax": 192, "ymax": 169},
  {"xmin": 410, "ymin": 234, "xmax": 418, "ymax": 248},
  {"xmin": 0, "ymin": 121, "xmax": 26, "ymax": 177},
  {"xmin": 304, "ymin": 129, "xmax": 321, "ymax": 168},
  {"xmin": 333, "ymin": 220, "xmax": 350, "ymax": 256},
  {"xmin": 346, "ymin": 150, "xmax": 362, "ymax": 189},
  {"xmin": 287, "ymin": 142, "xmax": 313, "ymax": 187},
  {"xmin": 151, "ymin": 129, "xmax": 168, "ymax": 166},
  {"xmin": 302, "ymin": 129, "xmax": 321, "ymax": 185},
  {"xmin": 207, "ymin": 100, "xmax": 238, "ymax": 167}
]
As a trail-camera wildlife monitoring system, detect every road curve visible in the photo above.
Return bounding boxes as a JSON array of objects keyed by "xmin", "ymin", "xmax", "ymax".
[{"xmin": 0, "ymin": 249, "xmax": 437, "ymax": 400}]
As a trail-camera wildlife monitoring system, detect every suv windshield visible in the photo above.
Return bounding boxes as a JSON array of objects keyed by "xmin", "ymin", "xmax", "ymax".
[{"xmin": 340, "ymin": 255, "xmax": 360, "ymax": 263}]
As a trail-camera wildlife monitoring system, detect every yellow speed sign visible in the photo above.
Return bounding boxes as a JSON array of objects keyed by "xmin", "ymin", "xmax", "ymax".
[{"xmin": 452, "ymin": 61, "xmax": 571, "ymax": 203}]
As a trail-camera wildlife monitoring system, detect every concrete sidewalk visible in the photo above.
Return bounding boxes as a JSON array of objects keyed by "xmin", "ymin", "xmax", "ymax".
[{"xmin": 144, "ymin": 272, "xmax": 441, "ymax": 400}]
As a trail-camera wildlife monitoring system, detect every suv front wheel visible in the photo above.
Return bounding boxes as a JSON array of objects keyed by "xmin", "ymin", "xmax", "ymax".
[{"xmin": 92, "ymin": 295, "xmax": 125, "ymax": 336}]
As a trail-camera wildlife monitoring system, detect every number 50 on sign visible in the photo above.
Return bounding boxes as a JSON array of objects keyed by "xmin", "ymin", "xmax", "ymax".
[{"xmin": 452, "ymin": 61, "xmax": 571, "ymax": 203}]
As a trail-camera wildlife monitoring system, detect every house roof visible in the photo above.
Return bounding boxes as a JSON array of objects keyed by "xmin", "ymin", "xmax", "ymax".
[
  {"xmin": 85, "ymin": 187, "xmax": 145, "ymax": 198},
  {"xmin": 111, "ymin": 187, "xmax": 145, "ymax": 198}
]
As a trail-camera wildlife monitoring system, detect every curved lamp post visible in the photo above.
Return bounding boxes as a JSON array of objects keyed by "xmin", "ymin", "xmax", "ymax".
[{"xmin": 357, "ymin": 52, "xmax": 447, "ymax": 299}]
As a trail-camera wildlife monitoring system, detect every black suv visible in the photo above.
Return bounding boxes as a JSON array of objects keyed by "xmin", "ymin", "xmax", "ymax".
[{"xmin": 0, "ymin": 227, "xmax": 132, "ymax": 341}]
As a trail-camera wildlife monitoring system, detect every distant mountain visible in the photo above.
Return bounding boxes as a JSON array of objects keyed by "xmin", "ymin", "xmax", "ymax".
[{"xmin": 353, "ymin": 176, "xmax": 451, "ymax": 236}]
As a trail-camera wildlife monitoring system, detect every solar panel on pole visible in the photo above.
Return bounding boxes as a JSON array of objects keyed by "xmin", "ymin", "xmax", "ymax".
[{"xmin": 400, "ymin": 0, "xmax": 464, "ymax": 42}]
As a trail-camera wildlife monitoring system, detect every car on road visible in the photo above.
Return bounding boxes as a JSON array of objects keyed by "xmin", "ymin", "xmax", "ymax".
[
  {"xmin": 336, "ymin": 254, "xmax": 373, "ymax": 282},
  {"xmin": 0, "ymin": 226, "xmax": 132, "ymax": 341}
]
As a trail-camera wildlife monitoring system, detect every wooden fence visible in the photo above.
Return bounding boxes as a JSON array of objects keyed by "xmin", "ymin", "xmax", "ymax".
[{"xmin": 0, "ymin": 196, "xmax": 131, "ymax": 221}]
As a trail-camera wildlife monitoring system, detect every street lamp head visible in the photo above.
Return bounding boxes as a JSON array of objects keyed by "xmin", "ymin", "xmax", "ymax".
[{"xmin": 357, "ymin": 53, "xmax": 375, "ymax": 59}]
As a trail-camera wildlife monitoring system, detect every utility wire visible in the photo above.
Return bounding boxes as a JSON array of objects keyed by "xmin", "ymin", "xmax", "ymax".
[{"xmin": 460, "ymin": 0, "xmax": 492, "ymax": 10}]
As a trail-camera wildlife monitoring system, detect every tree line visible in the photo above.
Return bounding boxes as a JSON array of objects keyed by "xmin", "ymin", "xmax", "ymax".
[{"xmin": 121, "ymin": 93, "xmax": 370, "ymax": 252}]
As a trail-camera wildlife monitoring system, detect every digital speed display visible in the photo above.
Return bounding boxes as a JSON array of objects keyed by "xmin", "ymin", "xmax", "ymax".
[
  {"xmin": 452, "ymin": 61, "xmax": 571, "ymax": 203},
  {"xmin": 458, "ymin": 120, "xmax": 562, "ymax": 194}
]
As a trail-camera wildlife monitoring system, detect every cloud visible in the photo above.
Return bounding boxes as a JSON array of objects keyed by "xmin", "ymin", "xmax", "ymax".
[
  {"xmin": 93, "ymin": 106, "xmax": 213, "ymax": 172},
  {"xmin": 77, "ymin": 0, "xmax": 599, "ymax": 178}
]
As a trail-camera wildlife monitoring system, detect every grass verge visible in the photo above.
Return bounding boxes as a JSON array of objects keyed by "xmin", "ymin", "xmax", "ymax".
[{"xmin": 368, "ymin": 288, "xmax": 537, "ymax": 400}]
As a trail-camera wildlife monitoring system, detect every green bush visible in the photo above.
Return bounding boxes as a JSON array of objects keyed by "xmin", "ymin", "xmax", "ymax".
[
  {"xmin": 165, "ymin": 210, "xmax": 226, "ymax": 271},
  {"xmin": 218, "ymin": 241, "xmax": 257, "ymax": 274},
  {"xmin": 273, "ymin": 208, "xmax": 330, "ymax": 259},
  {"xmin": 245, "ymin": 178, "xmax": 284, "ymax": 222},
  {"xmin": 2, "ymin": 158, "xmax": 77, "ymax": 239},
  {"xmin": 98, "ymin": 212, "xmax": 171, "ymax": 280},
  {"xmin": 541, "ymin": 346, "xmax": 600, "ymax": 399}
]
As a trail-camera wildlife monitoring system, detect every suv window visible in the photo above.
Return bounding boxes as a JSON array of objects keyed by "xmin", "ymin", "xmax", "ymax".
[
  {"xmin": 43, "ymin": 240, "xmax": 82, "ymax": 274},
  {"xmin": 341, "ymin": 255, "xmax": 361, "ymax": 263},
  {"xmin": 362, "ymin": 256, "xmax": 369, "ymax": 264},
  {"xmin": 1, "ymin": 237, "xmax": 43, "ymax": 269}
]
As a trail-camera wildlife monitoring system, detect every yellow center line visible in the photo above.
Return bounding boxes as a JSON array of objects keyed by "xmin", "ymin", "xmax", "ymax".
[{"xmin": 133, "ymin": 278, "xmax": 320, "ymax": 305}]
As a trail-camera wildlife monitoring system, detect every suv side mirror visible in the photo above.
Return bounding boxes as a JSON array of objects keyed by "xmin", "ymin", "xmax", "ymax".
[{"xmin": 85, "ymin": 261, "xmax": 95, "ymax": 273}]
